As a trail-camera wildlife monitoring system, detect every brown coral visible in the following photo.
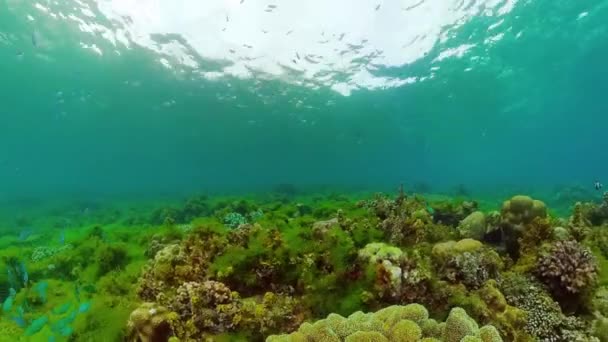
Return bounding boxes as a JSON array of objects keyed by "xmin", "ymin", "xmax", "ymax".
[
  {"xmin": 500, "ymin": 195, "xmax": 547, "ymax": 258},
  {"xmin": 169, "ymin": 280, "xmax": 241, "ymax": 334},
  {"xmin": 126, "ymin": 302, "xmax": 174, "ymax": 342},
  {"xmin": 536, "ymin": 240, "xmax": 598, "ymax": 298}
]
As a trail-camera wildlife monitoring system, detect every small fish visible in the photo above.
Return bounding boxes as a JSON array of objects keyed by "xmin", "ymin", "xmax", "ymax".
[
  {"xmin": 3, "ymin": 294, "xmax": 14, "ymax": 312},
  {"xmin": 375, "ymin": 4, "xmax": 381, "ymax": 10},
  {"xmin": 53, "ymin": 302, "xmax": 72, "ymax": 315},
  {"xmin": 31, "ymin": 31, "xmax": 38, "ymax": 47},
  {"xmin": 59, "ymin": 326, "xmax": 73, "ymax": 337},
  {"xmin": 25, "ymin": 316, "xmax": 49, "ymax": 336},
  {"xmin": 18, "ymin": 230, "xmax": 32, "ymax": 241},
  {"xmin": 595, "ymin": 181, "xmax": 602, "ymax": 190},
  {"xmin": 240, "ymin": 0, "xmax": 245, "ymax": 3},
  {"xmin": 20, "ymin": 262, "xmax": 28, "ymax": 286},
  {"xmin": 59, "ymin": 230, "xmax": 65, "ymax": 244},
  {"xmin": 78, "ymin": 302, "xmax": 91, "ymax": 313},
  {"xmin": 11, "ymin": 315, "xmax": 26, "ymax": 328},
  {"xmin": 295, "ymin": 52, "xmax": 300, "ymax": 60}
]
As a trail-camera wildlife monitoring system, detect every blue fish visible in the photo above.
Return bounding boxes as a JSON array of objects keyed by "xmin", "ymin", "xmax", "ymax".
[
  {"xmin": 25, "ymin": 316, "xmax": 48, "ymax": 336},
  {"xmin": 59, "ymin": 326, "xmax": 73, "ymax": 337},
  {"xmin": 2, "ymin": 288, "xmax": 16, "ymax": 312},
  {"xmin": 52, "ymin": 302, "xmax": 72, "ymax": 315},
  {"xmin": 59, "ymin": 230, "xmax": 65, "ymax": 245},
  {"xmin": 20, "ymin": 261, "xmax": 28, "ymax": 286},
  {"xmin": 34, "ymin": 281, "xmax": 49, "ymax": 303},
  {"xmin": 78, "ymin": 302, "xmax": 91, "ymax": 313},
  {"xmin": 18, "ymin": 230, "xmax": 32, "ymax": 241},
  {"xmin": 11, "ymin": 315, "xmax": 26, "ymax": 328}
]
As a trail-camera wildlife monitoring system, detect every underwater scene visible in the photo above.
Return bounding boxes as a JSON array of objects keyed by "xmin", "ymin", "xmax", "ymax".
[{"xmin": 1, "ymin": 0, "xmax": 608, "ymax": 341}]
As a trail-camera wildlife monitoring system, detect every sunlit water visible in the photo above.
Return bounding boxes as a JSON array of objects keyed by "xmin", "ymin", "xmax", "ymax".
[{"xmin": 0, "ymin": 0, "xmax": 607, "ymax": 199}]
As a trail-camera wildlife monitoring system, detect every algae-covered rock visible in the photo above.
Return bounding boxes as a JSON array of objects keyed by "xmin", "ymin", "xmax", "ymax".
[{"xmin": 458, "ymin": 211, "xmax": 486, "ymax": 241}]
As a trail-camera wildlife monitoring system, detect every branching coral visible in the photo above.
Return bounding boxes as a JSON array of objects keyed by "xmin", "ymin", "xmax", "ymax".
[
  {"xmin": 167, "ymin": 280, "xmax": 241, "ymax": 336},
  {"xmin": 499, "ymin": 273, "xmax": 591, "ymax": 341},
  {"xmin": 535, "ymin": 240, "xmax": 598, "ymax": 298},
  {"xmin": 266, "ymin": 304, "xmax": 503, "ymax": 342},
  {"xmin": 432, "ymin": 239, "xmax": 502, "ymax": 289}
]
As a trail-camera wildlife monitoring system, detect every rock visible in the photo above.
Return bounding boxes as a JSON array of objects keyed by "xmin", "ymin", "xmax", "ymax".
[{"xmin": 458, "ymin": 211, "xmax": 486, "ymax": 240}]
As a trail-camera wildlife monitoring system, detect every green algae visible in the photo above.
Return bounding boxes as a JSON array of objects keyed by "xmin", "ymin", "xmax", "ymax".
[{"xmin": 0, "ymin": 190, "xmax": 606, "ymax": 341}]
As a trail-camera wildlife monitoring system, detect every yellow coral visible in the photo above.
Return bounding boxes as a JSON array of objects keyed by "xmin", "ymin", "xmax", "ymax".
[
  {"xmin": 266, "ymin": 305, "xmax": 503, "ymax": 342},
  {"xmin": 478, "ymin": 325, "xmax": 502, "ymax": 342},
  {"xmin": 419, "ymin": 319, "xmax": 441, "ymax": 338},
  {"xmin": 443, "ymin": 308, "xmax": 479, "ymax": 342},
  {"xmin": 374, "ymin": 304, "xmax": 429, "ymax": 328},
  {"xmin": 390, "ymin": 319, "xmax": 422, "ymax": 342},
  {"xmin": 460, "ymin": 337, "xmax": 483, "ymax": 342},
  {"xmin": 344, "ymin": 331, "xmax": 389, "ymax": 342},
  {"xmin": 454, "ymin": 239, "xmax": 483, "ymax": 253}
]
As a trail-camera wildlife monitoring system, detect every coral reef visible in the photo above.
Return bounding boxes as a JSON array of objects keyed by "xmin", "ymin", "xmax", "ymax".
[
  {"xmin": 1, "ymin": 190, "xmax": 605, "ymax": 341},
  {"xmin": 457, "ymin": 211, "xmax": 486, "ymax": 241},
  {"xmin": 535, "ymin": 240, "xmax": 598, "ymax": 299},
  {"xmin": 500, "ymin": 195, "xmax": 547, "ymax": 257},
  {"xmin": 126, "ymin": 302, "xmax": 174, "ymax": 342},
  {"xmin": 266, "ymin": 304, "xmax": 502, "ymax": 342},
  {"xmin": 432, "ymin": 239, "xmax": 502, "ymax": 289}
]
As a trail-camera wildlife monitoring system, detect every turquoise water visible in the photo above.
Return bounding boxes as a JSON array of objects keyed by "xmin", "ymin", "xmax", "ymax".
[
  {"xmin": 1, "ymin": 0, "xmax": 606, "ymax": 199},
  {"xmin": 2, "ymin": 1, "xmax": 608, "ymax": 341}
]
